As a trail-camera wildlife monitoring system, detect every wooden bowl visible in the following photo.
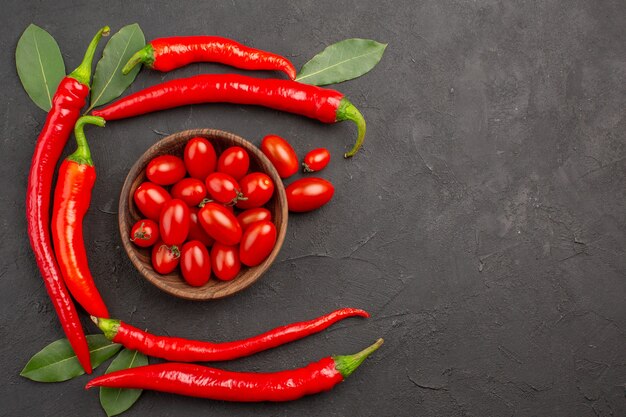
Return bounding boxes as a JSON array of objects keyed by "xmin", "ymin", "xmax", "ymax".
[{"xmin": 119, "ymin": 129, "xmax": 288, "ymax": 300}]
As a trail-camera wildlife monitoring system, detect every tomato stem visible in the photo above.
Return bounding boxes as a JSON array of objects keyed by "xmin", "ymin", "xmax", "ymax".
[
  {"xmin": 160, "ymin": 244, "xmax": 181, "ymax": 259},
  {"xmin": 198, "ymin": 198, "xmax": 213, "ymax": 208},
  {"xmin": 131, "ymin": 222, "xmax": 152, "ymax": 241}
]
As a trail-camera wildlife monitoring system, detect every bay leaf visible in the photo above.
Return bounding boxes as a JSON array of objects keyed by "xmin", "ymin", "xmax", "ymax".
[
  {"xmin": 99, "ymin": 349, "xmax": 148, "ymax": 416},
  {"xmin": 296, "ymin": 38, "xmax": 387, "ymax": 86},
  {"xmin": 87, "ymin": 23, "xmax": 145, "ymax": 112},
  {"xmin": 15, "ymin": 24, "xmax": 66, "ymax": 111},
  {"xmin": 20, "ymin": 335, "xmax": 122, "ymax": 382}
]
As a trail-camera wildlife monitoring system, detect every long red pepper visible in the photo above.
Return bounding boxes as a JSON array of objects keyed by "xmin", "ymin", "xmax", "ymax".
[
  {"xmin": 91, "ymin": 74, "xmax": 366, "ymax": 157},
  {"xmin": 52, "ymin": 116, "xmax": 109, "ymax": 319},
  {"xmin": 86, "ymin": 338, "xmax": 383, "ymax": 401},
  {"xmin": 26, "ymin": 26, "xmax": 109, "ymax": 373},
  {"xmin": 92, "ymin": 308, "xmax": 368, "ymax": 362},
  {"xmin": 123, "ymin": 36, "xmax": 297, "ymax": 80}
]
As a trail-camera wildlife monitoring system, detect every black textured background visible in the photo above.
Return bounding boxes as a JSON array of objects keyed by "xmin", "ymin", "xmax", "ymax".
[{"xmin": 1, "ymin": 1, "xmax": 625, "ymax": 416}]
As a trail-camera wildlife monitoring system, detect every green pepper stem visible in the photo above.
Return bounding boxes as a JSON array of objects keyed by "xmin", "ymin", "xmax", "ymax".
[
  {"xmin": 333, "ymin": 338, "xmax": 383, "ymax": 378},
  {"xmin": 91, "ymin": 316, "xmax": 120, "ymax": 340},
  {"xmin": 68, "ymin": 26, "xmax": 110, "ymax": 86},
  {"xmin": 336, "ymin": 98, "xmax": 367, "ymax": 158},
  {"xmin": 67, "ymin": 116, "xmax": 105, "ymax": 166},
  {"xmin": 122, "ymin": 44, "xmax": 155, "ymax": 75}
]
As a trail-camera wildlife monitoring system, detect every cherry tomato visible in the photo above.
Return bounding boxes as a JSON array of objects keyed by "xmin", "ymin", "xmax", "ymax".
[
  {"xmin": 198, "ymin": 202, "xmax": 242, "ymax": 245},
  {"xmin": 236, "ymin": 173, "xmax": 275, "ymax": 209},
  {"xmin": 188, "ymin": 207, "xmax": 215, "ymax": 247},
  {"xmin": 159, "ymin": 199, "xmax": 190, "ymax": 246},
  {"xmin": 133, "ymin": 182, "xmax": 171, "ymax": 221},
  {"xmin": 184, "ymin": 137, "xmax": 217, "ymax": 179},
  {"xmin": 239, "ymin": 220, "xmax": 277, "ymax": 267},
  {"xmin": 211, "ymin": 243, "xmax": 241, "ymax": 281},
  {"xmin": 205, "ymin": 202, "xmax": 235, "ymax": 213},
  {"xmin": 260, "ymin": 134, "xmax": 298, "ymax": 179},
  {"xmin": 303, "ymin": 148, "xmax": 330, "ymax": 172},
  {"xmin": 146, "ymin": 155, "xmax": 186, "ymax": 185},
  {"xmin": 205, "ymin": 172, "xmax": 243, "ymax": 204},
  {"xmin": 217, "ymin": 146, "xmax": 249, "ymax": 180},
  {"xmin": 130, "ymin": 219, "xmax": 159, "ymax": 248},
  {"xmin": 237, "ymin": 208, "xmax": 272, "ymax": 232},
  {"xmin": 180, "ymin": 241, "xmax": 211, "ymax": 286},
  {"xmin": 152, "ymin": 241, "xmax": 180, "ymax": 274},
  {"xmin": 171, "ymin": 178, "xmax": 207, "ymax": 207},
  {"xmin": 285, "ymin": 178, "xmax": 334, "ymax": 212}
]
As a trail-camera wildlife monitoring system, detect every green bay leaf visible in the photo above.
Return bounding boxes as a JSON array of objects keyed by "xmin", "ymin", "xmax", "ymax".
[
  {"xmin": 100, "ymin": 349, "xmax": 148, "ymax": 416},
  {"xmin": 87, "ymin": 23, "xmax": 145, "ymax": 112},
  {"xmin": 296, "ymin": 38, "xmax": 387, "ymax": 86},
  {"xmin": 20, "ymin": 334, "xmax": 122, "ymax": 382},
  {"xmin": 15, "ymin": 24, "xmax": 66, "ymax": 111}
]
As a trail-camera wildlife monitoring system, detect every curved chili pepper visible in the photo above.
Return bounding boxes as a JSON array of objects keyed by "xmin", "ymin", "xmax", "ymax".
[
  {"xmin": 92, "ymin": 308, "xmax": 368, "ymax": 362},
  {"xmin": 26, "ymin": 26, "xmax": 109, "ymax": 374},
  {"xmin": 123, "ymin": 36, "xmax": 296, "ymax": 80},
  {"xmin": 91, "ymin": 74, "xmax": 366, "ymax": 157},
  {"xmin": 52, "ymin": 116, "xmax": 109, "ymax": 319},
  {"xmin": 86, "ymin": 338, "xmax": 383, "ymax": 401}
]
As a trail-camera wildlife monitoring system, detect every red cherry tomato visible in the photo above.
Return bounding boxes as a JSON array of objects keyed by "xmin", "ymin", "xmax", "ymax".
[
  {"xmin": 184, "ymin": 137, "xmax": 217, "ymax": 179},
  {"xmin": 198, "ymin": 202, "xmax": 242, "ymax": 245},
  {"xmin": 171, "ymin": 178, "xmax": 207, "ymax": 207},
  {"xmin": 134, "ymin": 182, "xmax": 172, "ymax": 221},
  {"xmin": 217, "ymin": 146, "xmax": 249, "ymax": 180},
  {"xmin": 180, "ymin": 241, "xmax": 211, "ymax": 286},
  {"xmin": 237, "ymin": 208, "xmax": 272, "ymax": 232},
  {"xmin": 260, "ymin": 134, "xmax": 298, "ymax": 179},
  {"xmin": 146, "ymin": 155, "xmax": 186, "ymax": 185},
  {"xmin": 239, "ymin": 220, "xmax": 277, "ymax": 267},
  {"xmin": 205, "ymin": 172, "xmax": 243, "ymax": 204},
  {"xmin": 303, "ymin": 148, "xmax": 330, "ymax": 172},
  {"xmin": 152, "ymin": 241, "xmax": 180, "ymax": 274},
  {"xmin": 130, "ymin": 219, "xmax": 159, "ymax": 248},
  {"xmin": 188, "ymin": 207, "xmax": 215, "ymax": 247},
  {"xmin": 211, "ymin": 243, "xmax": 241, "ymax": 281},
  {"xmin": 236, "ymin": 173, "xmax": 275, "ymax": 209},
  {"xmin": 159, "ymin": 199, "xmax": 190, "ymax": 246},
  {"xmin": 285, "ymin": 178, "xmax": 334, "ymax": 212}
]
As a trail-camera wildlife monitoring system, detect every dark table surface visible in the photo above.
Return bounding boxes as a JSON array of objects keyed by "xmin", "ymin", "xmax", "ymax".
[{"xmin": 1, "ymin": 1, "xmax": 625, "ymax": 416}]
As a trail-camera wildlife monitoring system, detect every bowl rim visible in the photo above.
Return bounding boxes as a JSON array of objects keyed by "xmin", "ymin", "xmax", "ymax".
[{"xmin": 118, "ymin": 128, "xmax": 288, "ymax": 300}]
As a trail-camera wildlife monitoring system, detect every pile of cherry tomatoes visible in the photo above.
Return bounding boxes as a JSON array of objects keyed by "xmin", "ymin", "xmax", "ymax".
[
  {"xmin": 261, "ymin": 135, "xmax": 334, "ymax": 212},
  {"xmin": 130, "ymin": 134, "xmax": 335, "ymax": 287}
]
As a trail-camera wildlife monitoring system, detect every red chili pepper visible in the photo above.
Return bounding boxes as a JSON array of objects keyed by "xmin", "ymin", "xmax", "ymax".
[
  {"xmin": 86, "ymin": 338, "xmax": 382, "ymax": 401},
  {"xmin": 122, "ymin": 36, "xmax": 296, "ymax": 80},
  {"xmin": 91, "ymin": 74, "xmax": 366, "ymax": 157},
  {"xmin": 52, "ymin": 116, "xmax": 109, "ymax": 319},
  {"xmin": 26, "ymin": 26, "xmax": 109, "ymax": 374},
  {"xmin": 92, "ymin": 308, "xmax": 368, "ymax": 362}
]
